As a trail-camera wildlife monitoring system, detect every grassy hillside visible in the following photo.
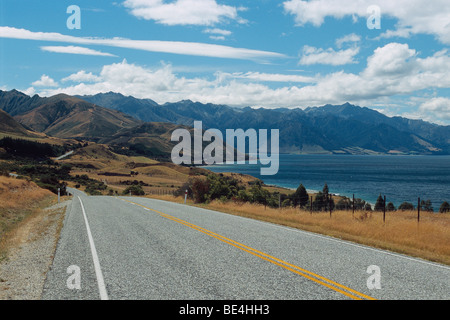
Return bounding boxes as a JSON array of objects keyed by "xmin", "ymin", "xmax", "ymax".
[
  {"xmin": 14, "ymin": 95, "xmax": 141, "ymax": 139},
  {"xmin": 0, "ymin": 109, "xmax": 39, "ymax": 138}
]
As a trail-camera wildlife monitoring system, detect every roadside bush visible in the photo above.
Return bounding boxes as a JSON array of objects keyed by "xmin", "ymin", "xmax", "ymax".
[
  {"xmin": 123, "ymin": 185, "xmax": 145, "ymax": 196},
  {"xmin": 398, "ymin": 202, "xmax": 414, "ymax": 211},
  {"xmin": 440, "ymin": 201, "xmax": 450, "ymax": 213},
  {"xmin": 386, "ymin": 202, "xmax": 396, "ymax": 212}
]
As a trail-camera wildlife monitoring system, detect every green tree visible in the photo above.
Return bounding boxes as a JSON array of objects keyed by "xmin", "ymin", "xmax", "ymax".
[
  {"xmin": 293, "ymin": 184, "xmax": 309, "ymax": 208},
  {"xmin": 353, "ymin": 198, "xmax": 367, "ymax": 211},
  {"xmin": 190, "ymin": 178, "xmax": 210, "ymax": 203},
  {"xmin": 335, "ymin": 197, "xmax": 351, "ymax": 210},
  {"xmin": 282, "ymin": 199, "xmax": 292, "ymax": 208},
  {"xmin": 374, "ymin": 194, "xmax": 385, "ymax": 212},
  {"xmin": 386, "ymin": 202, "xmax": 396, "ymax": 212},
  {"xmin": 236, "ymin": 190, "xmax": 251, "ymax": 202},
  {"xmin": 322, "ymin": 183, "xmax": 329, "ymax": 198},
  {"xmin": 420, "ymin": 199, "xmax": 434, "ymax": 212},
  {"xmin": 123, "ymin": 185, "xmax": 145, "ymax": 196},
  {"xmin": 312, "ymin": 191, "xmax": 326, "ymax": 211},
  {"xmin": 398, "ymin": 202, "xmax": 414, "ymax": 211},
  {"xmin": 439, "ymin": 201, "xmax": 450, "ymax": 213}
]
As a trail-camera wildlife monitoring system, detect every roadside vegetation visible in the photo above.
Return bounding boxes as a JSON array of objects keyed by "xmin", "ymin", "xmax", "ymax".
[{"xmin": 0, "ymin": 175, "xmax": 56, "ymax": 261}]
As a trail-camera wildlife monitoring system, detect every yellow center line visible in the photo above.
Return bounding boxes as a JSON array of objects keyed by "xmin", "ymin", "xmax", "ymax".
[{"xmin": 120, "ymin": 198, "xmax": 376, "ymax": 300}]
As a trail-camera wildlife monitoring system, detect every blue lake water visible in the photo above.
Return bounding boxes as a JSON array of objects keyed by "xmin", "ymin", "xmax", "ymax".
[{"xmin": 203, "ymin": 154, "xmax": 450, "ymax": 210}]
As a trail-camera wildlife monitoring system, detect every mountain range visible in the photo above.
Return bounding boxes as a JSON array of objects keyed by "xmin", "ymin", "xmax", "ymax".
[
  {"xmin": 0, "ymin": 89, "xmax": 449, "ymax": 156},
  {"xmin": 78, "ymin": 92, "xmax": 450, "ymax": 155}
]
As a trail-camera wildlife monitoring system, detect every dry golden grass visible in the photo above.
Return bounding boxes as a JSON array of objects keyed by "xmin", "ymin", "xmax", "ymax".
[
  {"xmin": 0, "ymin": 176, "xmax": 56, "ymax": 260},
  {"xmin": 146, "ymin": 194, "xmax": 450, "ymax": 266}
]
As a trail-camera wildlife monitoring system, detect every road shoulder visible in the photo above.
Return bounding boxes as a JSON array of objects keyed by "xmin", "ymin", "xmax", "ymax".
[{"xmin": 0, "ymin": 199, "xmax": 70, "ymax": 300}]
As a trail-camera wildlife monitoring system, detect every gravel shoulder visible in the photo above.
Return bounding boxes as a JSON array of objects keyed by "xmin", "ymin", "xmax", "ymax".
[{"xmin": 0, "ymin": 199, "xmax": 70, "ymax": 300}]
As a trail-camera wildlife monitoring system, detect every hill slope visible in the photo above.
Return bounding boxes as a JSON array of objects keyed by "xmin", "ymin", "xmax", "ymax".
[
  {"xmin": 13, "ymin": 94, "xmax": 142, "ymax": 140},
  {"xmin": 0, "ymin": 109, "xmax": 37, "ymax": 138}
]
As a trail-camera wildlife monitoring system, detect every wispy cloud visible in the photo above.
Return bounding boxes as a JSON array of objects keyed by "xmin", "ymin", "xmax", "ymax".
[
  {"xmin": 0, "ymin": 26, "xmax": 285, "ymax": 61},
  {"xmin": 225, "ymin": 71, "xmax": 317, "ymax": 83},
  {"xmin": 41, "ymin": 46, "xmax": 117, "ymax": 57},
  {"xmin": 335, "ymin": 33, "xmax": 361, "ymax": 48},
  {"xmin": 123, "ymin": 0, "xmax": 246, "ymax": 26},
  {"xmin": 299, "ymin": 45, "xmax": 360, "ymax": 66},
  {"xmin": 203, "ymin": 28, "xmax": 232, "ymax": 41}
]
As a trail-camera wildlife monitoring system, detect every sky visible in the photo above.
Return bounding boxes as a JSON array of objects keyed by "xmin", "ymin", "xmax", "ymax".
[{"xmin": 0, "ymin": 0, "xmax": 450, "ymax": 125}]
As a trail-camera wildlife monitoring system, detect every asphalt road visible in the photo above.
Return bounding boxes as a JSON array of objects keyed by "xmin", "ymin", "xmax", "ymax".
[{"xmin": 42, "ymin": 188, "xmax": 450, "ymax": 300}]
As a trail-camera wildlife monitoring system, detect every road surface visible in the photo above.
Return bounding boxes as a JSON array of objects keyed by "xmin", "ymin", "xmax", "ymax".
[{"xmin": 42, "ymin": 188, "xmax": 450, "ymax": 300}]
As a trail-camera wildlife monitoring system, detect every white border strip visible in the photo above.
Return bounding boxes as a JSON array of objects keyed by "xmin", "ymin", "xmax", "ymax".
[{"xmin": 78, "ymin": 196, "xmax": 109, "ymax": 300}]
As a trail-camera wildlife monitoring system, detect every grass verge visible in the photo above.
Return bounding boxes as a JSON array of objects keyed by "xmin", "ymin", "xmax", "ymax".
[{"xmin": 0, "ymin": 176, "xmax": 56, "ymax": 262}]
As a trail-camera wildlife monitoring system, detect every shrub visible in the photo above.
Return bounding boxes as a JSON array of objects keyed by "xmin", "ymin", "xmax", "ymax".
[
  {"xmin": 386, "ymin": 202, "xmax": 396, "ymax": 212},
  {"xmin": 439, "ymin": 201, "xmax": 450, "ymax": 213},
  {"xmin": 398, "ymin": 202, "xmax": 414, "ymax": 211},
  {"xmin": 123, "ymin": 185, "xmax": 145, "ymax": 196},
  {"xmin": 190, "ymin": 178, "xmax": 210, "ymax": 203}
]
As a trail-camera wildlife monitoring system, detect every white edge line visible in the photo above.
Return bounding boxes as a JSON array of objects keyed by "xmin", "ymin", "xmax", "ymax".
[{"xmin": 78, "ymin": 196, "xmax": 109, "ymax": 300}]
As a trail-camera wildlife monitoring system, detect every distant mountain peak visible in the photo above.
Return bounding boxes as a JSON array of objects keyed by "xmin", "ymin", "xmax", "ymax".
[{"xmin": 1, "ymin": 89, "xmax": 449, "ymax": 155}]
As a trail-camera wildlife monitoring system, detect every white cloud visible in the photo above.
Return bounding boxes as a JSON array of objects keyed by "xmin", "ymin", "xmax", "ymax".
[
  {"xmin": 225, "ymin": 71, "xmax": 317, "ymax": 83},
  {"xmin": 209, "ymin": 36, "xmax": 225, "ymax": 41},
  {"xmin": 203, "ymin": 28, "xmax": 232, "ymax": 36},
  {"xmin": 23, "ymin": 87, "xmax": 36, "ymax": 96},
  {"xmin": 299, "ymin": 45, "xmax": 360, "ymax": 65},
  {"xmin": 363, "ymin": 42, "xmax": 416, "ymax": 77},
  {"xmin": 123, "ymin": 0, "xmax": 244, "ymax": 26},
  {"xmin": 419, "ymin": 98, "xmax": 450, "ymax": 121},
  {"xmin": 41, "ymin": 46, "xmax": 117, "ymax": 57},
  {"xmin": 203, "ymin": 28, "xmax": 232, "ymax": 40},
  {"xmin": 0, "ymin": 26, "xmax": 284, "ymax": 61},
  {"xmin": 283, "ymin": 0, "xmax": 450, "ymax": 44},
  {"xmin": 62, "ymin": 71, "xmax": 101, "ymax": 83},
  {"xmin": 335, "ymin": 33, "xmax": 361, "ymax": 48},
  {"xmin": 32, "ymin": 75, "xmax": 58, "ymax": 87}
]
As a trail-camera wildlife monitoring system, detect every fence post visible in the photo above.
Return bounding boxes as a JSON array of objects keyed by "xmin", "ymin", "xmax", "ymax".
[
  {"xmin": 352, "ymin": 194, "xmax": 355, "ymax": 217},
  {"xmin": 279, "ymin": 193, "xmax": 281, "ymax": 210},
  {"xmin": 383, "ymin": 195, "xmax": 386, "ymax": 224},
  {"xmin": 310, "ymin": 196, "xmax": 313, "ymax": 214},
  {"xmin": 418, "ymin": 197, "xmax": 421, "ymax": 223},
  {"xmin": 329, "ymin": 196, "xmax": 332, "ymax": 218}
]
